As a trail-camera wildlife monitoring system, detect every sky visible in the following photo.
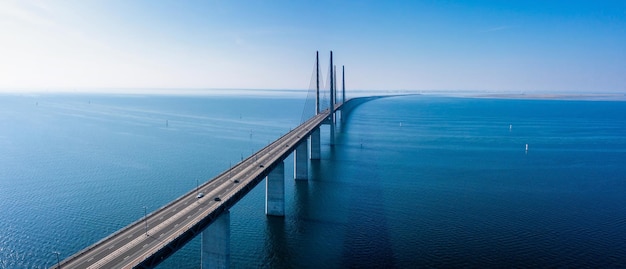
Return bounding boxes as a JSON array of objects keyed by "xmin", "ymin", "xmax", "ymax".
[{"xmin": 0, "ymin": 0, "xmax": 624, "ymax": 93}]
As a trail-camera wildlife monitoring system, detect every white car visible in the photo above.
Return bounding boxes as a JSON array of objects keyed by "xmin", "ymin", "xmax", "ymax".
[{"xmin": 197, "ymin": 192, "xmax": 204, "ymax": 198}]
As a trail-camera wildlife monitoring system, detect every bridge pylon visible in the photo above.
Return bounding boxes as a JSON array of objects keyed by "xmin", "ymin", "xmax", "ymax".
[
  {"xmin": 311, "ymin": 51, "xmax": 322, "ymax": 159},
  {"xmin": 342, "ymin": 65, "xmax": 345, "ymax": 104},
  {"xmin": 329, "ymin": 51, "xmax": 336, "ymax": 146}
]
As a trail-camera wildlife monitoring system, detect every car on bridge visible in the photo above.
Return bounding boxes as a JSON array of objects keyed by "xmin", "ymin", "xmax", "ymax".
[{"xmin": 197, "ymin": 192, "xmax": 204, "ymax": 198}]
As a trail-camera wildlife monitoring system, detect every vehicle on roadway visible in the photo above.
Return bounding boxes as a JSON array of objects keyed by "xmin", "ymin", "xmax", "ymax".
[{"xmin": 197, "ymin": 192, "xmax": 204, "ymax": 198}]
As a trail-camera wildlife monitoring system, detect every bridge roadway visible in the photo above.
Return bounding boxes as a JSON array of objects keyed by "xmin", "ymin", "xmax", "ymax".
[{"xmin": 57, "ymin": 104, "xmax": 342, "ymax": 269}]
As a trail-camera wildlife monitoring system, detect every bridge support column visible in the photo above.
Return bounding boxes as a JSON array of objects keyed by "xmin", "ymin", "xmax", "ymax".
[
  {"xmin": 330, "ymin": 117, "xmax": 335, "ymax": 146},
  {"xmin": 294, "ymin": 141, "xmax": 308, "ymax": 180},
  {"xmin": 201, "ymin": 210, "xmax": 230, "ymax": 269},
  {"xmin": 310, "ymin": 128, "xmax": 320, "ymax": 160},
  {"xmin": 265, "ymin": 161, "xmax": 285, "ymax": 216}
]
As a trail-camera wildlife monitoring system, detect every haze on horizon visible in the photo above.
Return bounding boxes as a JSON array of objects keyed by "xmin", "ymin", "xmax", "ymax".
[{"xmin": 1, "ymin": 0, "xmax": 624, "ymax": 94}]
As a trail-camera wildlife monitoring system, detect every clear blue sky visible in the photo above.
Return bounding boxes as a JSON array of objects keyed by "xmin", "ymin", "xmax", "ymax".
[{"xmin": 1, "ymin": 0, "xmax": 624, "ymax": 93}]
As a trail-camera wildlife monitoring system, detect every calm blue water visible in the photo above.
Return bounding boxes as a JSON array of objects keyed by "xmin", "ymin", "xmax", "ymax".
[{"xmin": 1, "ymin": 93, "xmax": 625, "ymax": 268}]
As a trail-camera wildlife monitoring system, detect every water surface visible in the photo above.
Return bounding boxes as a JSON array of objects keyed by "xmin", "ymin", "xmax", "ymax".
[{"xmin": 1, "ymin": 94, "xmax": 625, "ymax": 268}]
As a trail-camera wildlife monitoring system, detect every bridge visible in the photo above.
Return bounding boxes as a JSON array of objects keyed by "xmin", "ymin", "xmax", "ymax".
[{"xmin": 53, "ymin": 51, "xmax": 368, "ymax": 269}]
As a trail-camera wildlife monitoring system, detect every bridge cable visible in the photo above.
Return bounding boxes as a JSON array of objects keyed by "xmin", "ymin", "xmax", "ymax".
[{"xmin": 300, "ymin": 59, "xmax": 319, "ymax": 123}]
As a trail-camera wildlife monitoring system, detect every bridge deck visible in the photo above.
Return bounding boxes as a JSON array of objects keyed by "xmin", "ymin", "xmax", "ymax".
[{"xmin": 57, "ymin": 104, "xmax": 342, "ymax": 269}]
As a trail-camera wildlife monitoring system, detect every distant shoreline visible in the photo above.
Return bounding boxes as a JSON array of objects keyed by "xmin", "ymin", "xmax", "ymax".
[
  {"xmin": 468, "ymin": 93, "xmax": 626, "ymax": 101},
  {"xmin": 2, "ymin": 89, "xmax": 625, "ymax": 101}
]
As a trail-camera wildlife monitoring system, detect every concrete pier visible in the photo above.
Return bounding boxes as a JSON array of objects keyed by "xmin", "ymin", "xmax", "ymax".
[
  {"xmin": 201, "ymin": 210, "xmax": 230, "ymax": 269},
  {"xmin": 294, "ymin": 141, "xmax": 308, "ymax": 180},
  {"xmin": 330, "ymin": 117, "xmax": 335, "ymax": 146},
  {"xmin": 265, "ymin": 161, "xmax": 285, "ymax": 216},
  {"xmin": 310, "ymin": 128, "xmax": 320, "ymax": 160}
]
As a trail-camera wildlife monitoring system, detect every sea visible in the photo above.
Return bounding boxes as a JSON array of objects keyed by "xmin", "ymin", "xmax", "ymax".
[{"xmin": 1, "ymin": 92, "xmax": 625, "ymax": 268}]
